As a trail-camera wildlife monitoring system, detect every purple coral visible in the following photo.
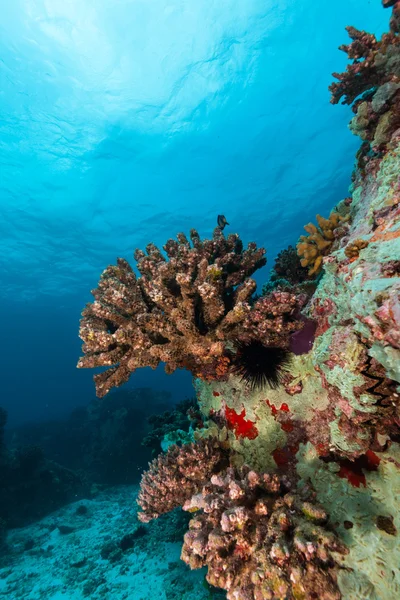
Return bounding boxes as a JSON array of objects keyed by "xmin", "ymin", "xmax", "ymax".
[
  {"xmin": 181, "ymin": 466, "xmax": 347, "ymax": 600},
  {"xmin": 137, "ymin": 438, "xmax": 227, "ymax": 523}
]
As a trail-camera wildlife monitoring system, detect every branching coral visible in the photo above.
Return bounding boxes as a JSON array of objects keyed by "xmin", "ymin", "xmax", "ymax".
[
  {"xmin": 329, "ymin": 27, "xmax": 383, "ymax": 106},
  {"xmin": 296, "ymin": 211, "xmax": 350, "ymax": 276},
  {"xmin": 181, "ymin": 465, "xmax": 347, "ymax": 600},
  {"xmin": 268, "ymin": 245, "xmax": 310, "ymax": 286},
  {"xmin": 78, "ymin": 228, "xmax": 307, "ymax": 397},
  {"xmin": 330, "ymin": 2, "xmax": 400, "ymax": 149},
  {"xmin": 77, "ymin": 228, "xmax": 267, "ymax": 397},
  {"xmin": 238, "ymin": 291, "xmax": 307, "ymax": 348},
  {"xmin": 137, "ymin": 438, "xmax": 228, "ymax": 523}
]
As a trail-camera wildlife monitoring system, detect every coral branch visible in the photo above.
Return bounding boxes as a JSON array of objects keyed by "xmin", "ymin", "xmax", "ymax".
[
  {"xmin": 239, "ymin": 291, "xmax": 307, "ymax": 347},
  {"xmin": 330, "ymin": 4, "xmax": 400, "ymax": 151},
  {"xmin": 137, "ymin": 438, "xmax": 227, "ymax": 523}
]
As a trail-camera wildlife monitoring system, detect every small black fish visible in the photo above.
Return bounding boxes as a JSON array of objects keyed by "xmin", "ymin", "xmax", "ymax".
[{"xmin": 217, "ymin": 214, "xmax": 229, "ymax": 230}]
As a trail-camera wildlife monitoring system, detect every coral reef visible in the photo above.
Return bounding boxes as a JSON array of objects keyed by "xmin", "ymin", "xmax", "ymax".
[
  {"xmin": 296, "ymin": 209, "xmax": 350, "ymax": 276},
  {"xmin": 8, "ymin": 388, "xmax": 161, "ymax": 485},
  {"xmin": 142, "ymin": 397, "xmax": 199, "ymax": 454},
  {"xmin": 181, "ymin": 465, "xmax": 347, "ymax": 600},
  {"xmin": 191, "ymin": 8, "xmax": 400, "ymax": 598},
  {"xmin": 330, "ymin": 1, "xmax": 400, "ymax": 151},
  {"xmin": 77, "ymin": 228, "xmax": 268, "ymax": 396},
  {"xmin": 297, "ymin": 442, "xmax": 400, "ymax": 600},
  {"xmin": 0, "ymin": 408, "xmax": 88, "ymax": 530},
  {"xmin": 137, "ymin": 438, "xmax": 228, "ymax": 523},
  {"xmin": 73, "ymin": 5, "xmax": 400, "ymax": 599},
  {"xmin": 265, "ymin": 245, "xmax": 311, "ymax": 289}
]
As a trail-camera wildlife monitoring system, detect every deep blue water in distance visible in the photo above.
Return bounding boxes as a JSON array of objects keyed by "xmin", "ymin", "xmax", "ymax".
[{"xmin": 0, "ymin": 0, "xmax": 386, "ymax": 426}]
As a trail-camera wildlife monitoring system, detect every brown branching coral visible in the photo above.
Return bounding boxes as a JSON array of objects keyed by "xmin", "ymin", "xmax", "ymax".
[
  {"xmin": 137, "ymin": 438, "xmax": 227, "ymax": 523},
  {"xmin": 329, "ymin": 26, "xmax": 382, "ymax": 106},
  {"xmin": 181, "ymin": 466, "xmax": 347, "ymax": 600},
  {"xmin": 330, "ymin": 3, "xmax": 400, "ymax": 149},
  {"xmin": 239, "ymin": 291, "xmax": 307, "ymax": 348},
  {"xmin": 297, "ymin": 211, "xmax": 350, "ymax": 276},
  {"xmin": 77, "ymin": 228, "xmax": 267, "ymax": 397}
]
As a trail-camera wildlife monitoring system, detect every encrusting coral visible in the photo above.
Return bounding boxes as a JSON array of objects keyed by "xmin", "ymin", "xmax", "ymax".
[
  {"xmin": 137, "ymin": 438, "xmax": 228, "ymax": 523},
  {"xmin": 78, "ymin": 228, "xmax": 307, "ymax": 397},
  {"xmin": 296, "ymin": 210, "xmax": 350, "ymax": 276}
]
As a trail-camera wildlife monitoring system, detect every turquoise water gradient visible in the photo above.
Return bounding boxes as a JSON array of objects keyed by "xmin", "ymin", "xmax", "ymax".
[{"xmin": 0, "ymin": 1, "xmax": 386, "ymax": 423}]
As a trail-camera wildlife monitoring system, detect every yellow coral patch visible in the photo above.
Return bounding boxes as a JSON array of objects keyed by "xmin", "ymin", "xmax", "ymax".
[{"xmin": 296, "ymin": 209, "xmax": 350, "ymax": 275}]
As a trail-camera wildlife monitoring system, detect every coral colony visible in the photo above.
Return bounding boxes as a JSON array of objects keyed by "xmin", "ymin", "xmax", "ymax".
[{"xmin": 78, "ymin": 3, "xmax": 400, "ymax": 599}]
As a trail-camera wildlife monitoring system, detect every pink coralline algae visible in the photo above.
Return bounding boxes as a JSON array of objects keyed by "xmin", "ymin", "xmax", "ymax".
[
  {"xmin": 363, "ymin": 286, "xmax": 400, "ymax": 349},
  {"xmin": 137, "ymin": 438, "xmax": 227, "ymax": 523},
  {"xmin": 181, "ymin": 466, "xmax": 347, "ymax": 600}
]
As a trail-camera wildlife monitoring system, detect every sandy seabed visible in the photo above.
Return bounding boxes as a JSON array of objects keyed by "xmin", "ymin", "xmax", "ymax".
[{"xmin": 0, "ymin": 486, "xmax": 216, "ymax": 600}]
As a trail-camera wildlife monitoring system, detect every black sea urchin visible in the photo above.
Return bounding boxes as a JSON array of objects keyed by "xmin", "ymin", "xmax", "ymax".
[{"xmin": 232, "ymin": 340, "xmax": 291, "ymax": 390}]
